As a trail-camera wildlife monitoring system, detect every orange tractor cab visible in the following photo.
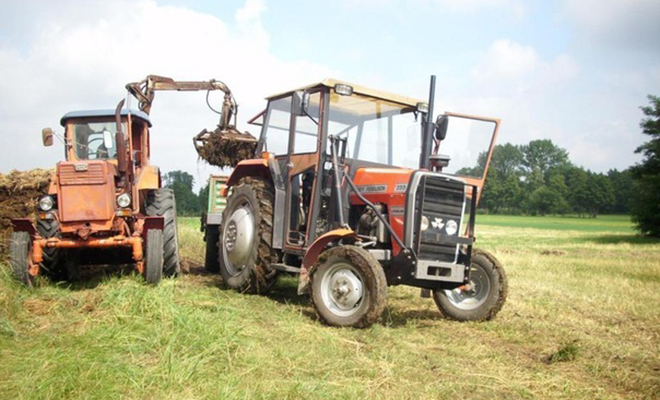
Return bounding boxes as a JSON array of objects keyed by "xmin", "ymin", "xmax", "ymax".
[
  {"xmin": 10, "ymin": 104, "xmax": 180, "ymax": 285},
  {"xmin": 203, "ymin": 76, "xmax": 508, "ymax": 327}
]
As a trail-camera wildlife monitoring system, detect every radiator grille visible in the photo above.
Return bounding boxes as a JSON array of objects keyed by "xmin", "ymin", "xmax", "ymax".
[
  {"xmin": 414, "ymin": 175, "xmax": 465, "ymax": 263},
  {"xmin": 59, "ymin": 163, "xmax": 106, "ymax": 185}
]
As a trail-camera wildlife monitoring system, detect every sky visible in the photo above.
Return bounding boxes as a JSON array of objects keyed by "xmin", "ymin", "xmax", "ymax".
[{"xmin": 0, "ymin": 0, "xmax": 658, "ymax": 189}]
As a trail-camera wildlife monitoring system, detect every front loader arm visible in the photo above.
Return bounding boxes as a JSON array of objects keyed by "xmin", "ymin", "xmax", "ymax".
[{"xmin": 126, "ymin": 75, "xmax": 235, "ymax": 129}]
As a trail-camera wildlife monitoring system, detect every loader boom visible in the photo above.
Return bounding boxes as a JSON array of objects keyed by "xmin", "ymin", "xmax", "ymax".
[{"xmin": 126, "ymin": 75, "xmax": 235, "ymax": 130}]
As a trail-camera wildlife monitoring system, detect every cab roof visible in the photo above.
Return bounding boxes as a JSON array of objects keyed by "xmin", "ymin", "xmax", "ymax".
[
  {"xmin": 266, "ymin": 78, "xmax": 425, "ymax": 108},
  {"xmin": 60, "ymin": 109, "xmax": 151, "ymax": 127}
]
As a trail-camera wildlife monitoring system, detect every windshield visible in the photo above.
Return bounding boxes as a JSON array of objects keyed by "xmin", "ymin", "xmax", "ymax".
[
  {"xmin": 328, "ymin": 92, "xmax": 421, "ymax": 169},
  {"xmin": 72, "ymin": 121, "xmax": 125, "ymax": 160}
]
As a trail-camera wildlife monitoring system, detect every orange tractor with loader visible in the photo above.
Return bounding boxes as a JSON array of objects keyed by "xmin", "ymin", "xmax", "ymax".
[{"xmin": 202, "ymin": 76, "xmax": 508, "ymax": 327}]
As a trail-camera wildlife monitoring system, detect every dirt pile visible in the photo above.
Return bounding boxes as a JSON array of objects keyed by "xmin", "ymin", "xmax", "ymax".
[
  {"xmin": 0, "ymin": 169, "xmax": 53, "ymax": 254},
  {"xmin": 194, "ymin": 126, "xmax": 258, "ymax": 168}
]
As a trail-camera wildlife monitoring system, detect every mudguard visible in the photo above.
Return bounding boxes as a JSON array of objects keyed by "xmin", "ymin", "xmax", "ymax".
[{"xmin": 298, "ymin": 228, "xmax": 357, "ymax": 294}]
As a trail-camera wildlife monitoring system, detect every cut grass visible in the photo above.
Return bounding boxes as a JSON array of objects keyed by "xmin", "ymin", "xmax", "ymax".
[{"xmin": 0, "ymin": 215, "xmax": 658, "ymax": 399}]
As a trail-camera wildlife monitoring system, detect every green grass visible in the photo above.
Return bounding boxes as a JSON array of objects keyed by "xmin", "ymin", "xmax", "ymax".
[
  {"xmin": 0, "ymin": 215, "xmax": 659, "ymax": 399},
  {"xmin": 477, "ymin": 214, "xmax": 635, "ymax": 233}
]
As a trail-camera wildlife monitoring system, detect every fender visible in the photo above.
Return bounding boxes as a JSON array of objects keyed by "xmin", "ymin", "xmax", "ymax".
[
  {"xmin": 297, "ymin": 228, "xmax": 357, "ymax": 294},
  {"xmin": 226, "ymin": 158, "xmax": 271, "ymax": 188}
]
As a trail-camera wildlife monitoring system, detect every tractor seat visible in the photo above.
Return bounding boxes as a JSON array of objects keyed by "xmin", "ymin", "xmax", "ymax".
[{"xmin": 429, "ymin": 154, "xmax": 450, "ymax": 170}]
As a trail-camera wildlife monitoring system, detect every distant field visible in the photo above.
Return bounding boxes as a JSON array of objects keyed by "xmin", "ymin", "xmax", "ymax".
[
  {"xmin": 477, "ymin": 214, "xmax": 635, "ymax": 233},
  {"xmin": 0, "ymin": 215, "xmax": 659, "ymax": 399}
]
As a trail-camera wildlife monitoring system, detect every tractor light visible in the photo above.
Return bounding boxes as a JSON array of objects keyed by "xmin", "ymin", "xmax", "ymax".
[
  {"xmin": 445, "ymin": 219, "xmax": 458, "ymax": 236},
  {"xmin": 39, "ymin": 196, "xmax": 54, "ymax": 211},
  {"xmin": 117, "ymin": 193, "xmax": 131, "ymax": 208},
  {"xmin": 416, "ymin": 102, "xmax": 429, "ymax": 113},
  {"xmin": 420, "ymin": 215, "xmax": 429, "ymax": 231},
  {"xmin": 334, "ymin": 84, "xmax": 354, "ymax": 96}
]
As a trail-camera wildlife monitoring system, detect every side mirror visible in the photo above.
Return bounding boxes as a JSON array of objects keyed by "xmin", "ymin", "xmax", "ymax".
[
  {"xmin": 42, "ymin": 128, "xmax": 54, "ymax": 147},
  {"xmin": 434, "ymin": 115, "xmax": 448, "ymax": 141}
]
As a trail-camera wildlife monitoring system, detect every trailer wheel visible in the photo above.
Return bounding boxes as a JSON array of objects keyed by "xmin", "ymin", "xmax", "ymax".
[
  {"xmin": 36, "ymin": 217, "xmax": 65, "ymax": 281},
  {"xmin": 204, "ymin": 225, "xmax": 220, "ymax": 273},
  {"xmin": 219, "ymin": 177, "xmax": 278, "ymax": 294},
  {"xmin": 146, "ymin": 188, "xmax": 180, "ymax": 276},
  {"xmin": 433, "ymin": 249, "xmax": 508, "ymax": 321},
  {"xmin": 310, "ymin": 245, "xmax": 387, "ymax": 328},
  {"xmin": 9, "ymin": 232, "xmax": 35, "ymax": 286},
  {"xmin": 143, "ymin": 229, "xmax": 164, "ymax": 284}
]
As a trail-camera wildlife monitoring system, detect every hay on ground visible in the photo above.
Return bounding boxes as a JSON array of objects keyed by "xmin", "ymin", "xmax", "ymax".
[{"xmin": 0, "ymin": 169, "xmax": 53, "ymax": 254}]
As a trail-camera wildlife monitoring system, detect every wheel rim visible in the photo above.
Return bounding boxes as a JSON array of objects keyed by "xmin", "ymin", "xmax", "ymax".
[
  {"xmin": 222, "ymin": 201, "xmax": 255, "ymax": 276},
  {"xmin": 445, "ymin": 263, "xmax": 491, "ymax": 311},
  {"xmin": 320, "ymin": 262, "xmax": 366, "ymax": 317}
]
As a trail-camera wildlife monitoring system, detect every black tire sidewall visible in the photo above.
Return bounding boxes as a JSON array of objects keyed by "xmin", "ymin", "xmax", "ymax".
[
  {"xmin": 9, "ymin": 232, "xmax": 32, "ymax": 286},
  {"xmin": 433, "ymin": 252, "xmax": 505, "ymax": 321},
  {"xmin": 144, "ymin": 229, "xmax": 163, "ymax": 284},
  {"xmin": 204, "ymin": 225, "xmax": 220, "ymax": 273}
]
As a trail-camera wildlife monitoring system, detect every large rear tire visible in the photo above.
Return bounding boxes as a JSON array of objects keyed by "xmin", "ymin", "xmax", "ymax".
[
  {"xmin": 36, "ymin": 217, "xmax": 65, "ymax": 281},
  {"xmin": 143, "ymin": 229, "xmax": 164, "ymax": 284},
  {"xmin": 146, "ymin": 189, "xmax": 180, "ymax": 277},
  {"xmin": 310, "ymin": 245, "xmax": 387, "ymax": 328},
  {"xmin": 219, "ymin": 177, "xmax": 278, "ymax": 294},
  {"xmin": 433, "ymin": 249, "xmax": 508, "ymax": 321},
  {"xmin": 9, "ymin": 232, "xmax": 34, "ymax": 286}
]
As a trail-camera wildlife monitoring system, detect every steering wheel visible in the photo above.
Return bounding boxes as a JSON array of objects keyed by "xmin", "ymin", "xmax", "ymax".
[{"xmin": 87, "ymin": 137, "xmax": 104, "ymax": 159}]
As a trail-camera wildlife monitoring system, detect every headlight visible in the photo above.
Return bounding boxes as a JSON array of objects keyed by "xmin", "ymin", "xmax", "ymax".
[
  {"xmin": 445, "ymin": 219, "xmax": 458, "ymax": 236},
  {"xmin": 420, "ymin": 215, "xmax": 429, "ymax": 231},
  {"xmin": 117, "ymin": 193, "xmax": 131, "ymax": 208},
  {"xmin": 39, "ymin": 196, "xmax": 54, "ymax": 211}
]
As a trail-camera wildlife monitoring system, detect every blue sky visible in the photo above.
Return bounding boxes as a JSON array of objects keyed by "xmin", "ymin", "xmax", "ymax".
[{"xmin": 0, "ymin": 0, "xmax": 658, "ymax": 188}]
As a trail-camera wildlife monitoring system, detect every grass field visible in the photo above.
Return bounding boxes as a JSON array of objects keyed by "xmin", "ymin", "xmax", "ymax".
[{"xmin": 1, "ymin": 215, "xmax": 659, "ymax": 399}]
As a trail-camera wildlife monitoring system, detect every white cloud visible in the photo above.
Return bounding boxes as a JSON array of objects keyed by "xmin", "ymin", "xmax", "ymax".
[{"xmin": 0, "ymin": 0, "xmax": 336, "ymax": 188}]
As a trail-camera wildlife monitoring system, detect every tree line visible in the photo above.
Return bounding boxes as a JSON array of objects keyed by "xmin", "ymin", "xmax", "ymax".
[
  {"xmin": 162, "ymin": 171, "xmax": 208, "ymax": 217},
  {"xmin": 458, "ymin": 139, "xmax": 632, "ymax": 218}
]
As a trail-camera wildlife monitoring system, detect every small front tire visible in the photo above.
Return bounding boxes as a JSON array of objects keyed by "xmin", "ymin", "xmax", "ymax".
[
  {"xmin": 9, "ymin": 232, "xmax": 35, "ymax": 286},
  {"xmin": 143, "ymin": 229, "xmax": 164, "ymax": 284},
  {"xmin": 310, "ymin": 245, "xmax": 387, "ymax": 328},
  {"xmin": 433, "ymin": 249, "xmax": 507, "ymax": 321}
]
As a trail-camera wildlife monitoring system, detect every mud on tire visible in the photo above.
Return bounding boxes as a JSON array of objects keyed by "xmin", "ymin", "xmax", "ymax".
[
  {"xmin": 145, "ymin": 188, "xmax": 180, "ymax": 276},
  {"xmin": 432, "ymin": 249, "xmax": 508, "ymax": 322},
  {"xmin": 310, "ymin": 245, "xmax": 387, "ymax": 328},
  {"xmin": 219, "ymin": 177, "xmax": 278, "ymax": 294}
]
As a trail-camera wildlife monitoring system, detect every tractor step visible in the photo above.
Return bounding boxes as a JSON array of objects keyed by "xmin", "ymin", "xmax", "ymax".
[{"xmin": 271, "ymin": 263, "xmax": 301, "ymax": 274}]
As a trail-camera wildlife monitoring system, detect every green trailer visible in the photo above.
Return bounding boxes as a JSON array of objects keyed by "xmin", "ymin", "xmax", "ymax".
[{"xmin": 201, "ymin": 174, "xmax": 228, "ymax": 272}]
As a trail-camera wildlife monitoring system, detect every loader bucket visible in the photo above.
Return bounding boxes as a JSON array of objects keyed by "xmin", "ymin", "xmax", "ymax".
[{"xmin": 193, "ymin": 126, "xmax": 258, "ymax": 168}]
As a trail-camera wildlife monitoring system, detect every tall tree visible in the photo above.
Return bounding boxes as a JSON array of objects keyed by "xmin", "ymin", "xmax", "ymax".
[
  {"xmin": 521, "ymin": 139, "xmax": 570, "ymax": 179},
  {"xmin": 163, "ymin": 170, "xmax": 203, "ymax": 216},
  {"xmin": 630, "ymin": 95, "xmax": 660, "ymax": 236}
]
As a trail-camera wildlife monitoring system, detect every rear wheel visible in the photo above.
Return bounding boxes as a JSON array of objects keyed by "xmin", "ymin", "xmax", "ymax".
[
  {"xmin": 219, "ymin": 177, "xmax": 278, "ymax": 294},
  {"xmin": 143, "ymin": 229, "xmax": 164, "ymax": 284},
  {"xmin": 36, "ymin": 217, "xmax": 65, "ymax": 281},
  {"xmin": 146, "ymin": 189, "xmax": 180, "ymax": 276},
  {"xmin": 204, "ymin": 225, "xmax": 220, "ymax": 273},
  {"xmin": 433, "ymin": 249, "xmax": 508, "ymax": 321},
  {"xmin": 310, "ymin": 245, "xmax": 387, "ymax": 328},
  {"xmin": 9, "ymin": 232, "xmax": 35, "ymax": 286}
]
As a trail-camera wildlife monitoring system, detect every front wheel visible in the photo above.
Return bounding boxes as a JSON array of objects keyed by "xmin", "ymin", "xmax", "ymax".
[
  {"xmin": 9, "ymin": 232, "xmax": 35, "ymax": 286},
  {"xmin": 145, "ymin": 188, "xmax": 180, "ymax": 276},
  {"xmin": 143, "ymin": 229, "xmax": 164, "ymax": 284},
  {"xmin": 310, "ymin": 245, "xmax": 387, "ymax": 328},
  {"xmin": 433, "ymin": 249, "xmax": 508, "ymax": 321}
]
